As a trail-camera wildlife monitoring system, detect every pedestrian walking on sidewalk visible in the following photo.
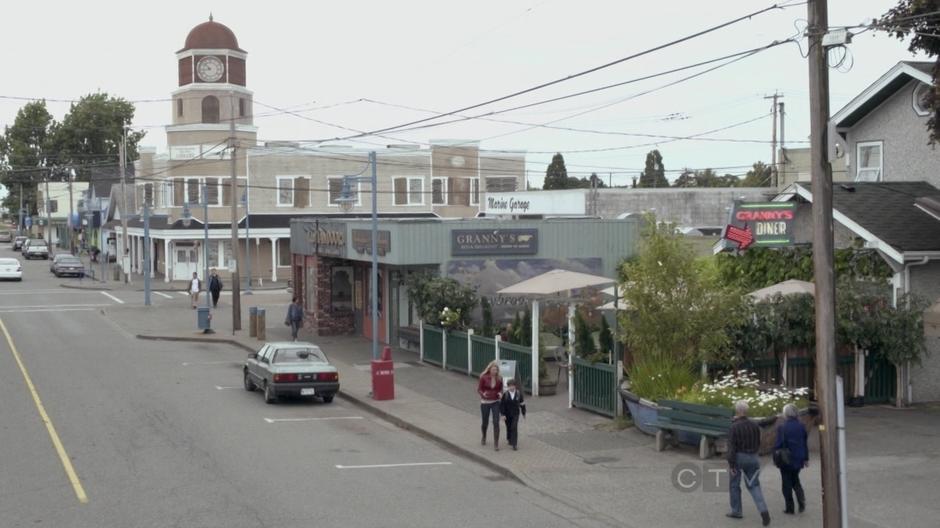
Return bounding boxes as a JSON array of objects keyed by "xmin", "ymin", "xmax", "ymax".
[
  {"xmin": 500, "ymin": 379, "xmax": 526, "ymax": 450},
  {"xmin": 189, "ymin": 272, "xmax": 201, "ymax": 309},
  {"xmin": 774, "ymin": 403, "xmax": 808, "ymax": 515},
  {"xmin": 285, "ymin": 297, "xmax": 304, "ymax": 341},
  {"xmin": 209, "ymin": 269, "xmax": 223, "ymax": 308},
  {"xmin": 726, "ymin": 400, "xmax": 771, "ymax": 526},
  {"xmin": 478, "ymin": 361, "xmax": 503, "ymax": 451}
]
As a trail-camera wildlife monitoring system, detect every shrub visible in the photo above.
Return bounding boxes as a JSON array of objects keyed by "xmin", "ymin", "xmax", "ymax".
[
  {"xmin": 628, "ymin": 358, "xmax": 698, "ymax": 403},
  {"xmin": 680, "ymin": 371, "xmax": 809, "ymax": 417}
]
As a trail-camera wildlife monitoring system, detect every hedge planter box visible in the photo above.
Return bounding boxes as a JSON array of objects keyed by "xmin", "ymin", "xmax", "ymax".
[{"xmin": 620, "ymin": 388, "xmax": 819, "ymax": 456}]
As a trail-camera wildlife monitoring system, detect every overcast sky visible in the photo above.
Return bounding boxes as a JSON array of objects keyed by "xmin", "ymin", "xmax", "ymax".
[{"xmin": 0, "ymin": 0, "xmax": 929, "ymax": 192}]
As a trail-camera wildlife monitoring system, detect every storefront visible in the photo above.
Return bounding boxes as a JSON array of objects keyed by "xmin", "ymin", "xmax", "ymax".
[{"xmin": 290, "ymin": 217, "xmax": 641, "ymax": 345}]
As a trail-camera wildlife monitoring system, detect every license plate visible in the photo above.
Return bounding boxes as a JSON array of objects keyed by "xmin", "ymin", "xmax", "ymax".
[{"xmin": 300, "ymin": 388, "xmax": 316, "ymax": 396}]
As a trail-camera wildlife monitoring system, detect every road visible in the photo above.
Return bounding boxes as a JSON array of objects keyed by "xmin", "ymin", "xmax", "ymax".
[{"xmin": 0, "ymin": 255, "xmax": 613, "ymax": 528}]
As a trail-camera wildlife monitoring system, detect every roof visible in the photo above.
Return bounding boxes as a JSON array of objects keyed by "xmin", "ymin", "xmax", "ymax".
[
  {"xmin": 180, "ymin": 17, "xmax": 243, "ymax": 52},
  {"xmin": 832, "ymin": 61, "xmax": 933, "ymax": 129},
  {"xmin": 497, "ymin": 269, "xmax": 614, "ymax": 296},
  {"xmin": 103, "ymin": 212, "xmax": 440, "ymax": 231},
  {"xmin": 792, "ymin": 181, "xmax": 940, "ymax": 256}
]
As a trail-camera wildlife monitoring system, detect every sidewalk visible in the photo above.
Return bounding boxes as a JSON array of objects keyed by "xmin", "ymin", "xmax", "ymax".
[{"xmin": 104, "ymin": 299, "xmax": 940, "ymax": 528}]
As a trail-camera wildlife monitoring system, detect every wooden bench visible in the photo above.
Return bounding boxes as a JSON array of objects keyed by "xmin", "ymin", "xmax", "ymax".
[{"xmin": 650, "ymin": 400, "xmax": 733, "ymax": 459}]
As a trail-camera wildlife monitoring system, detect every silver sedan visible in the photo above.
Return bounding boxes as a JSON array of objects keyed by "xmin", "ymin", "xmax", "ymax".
[{"xmin": 243, "ymin": 342, "xmax": 340, "ymax": 404}]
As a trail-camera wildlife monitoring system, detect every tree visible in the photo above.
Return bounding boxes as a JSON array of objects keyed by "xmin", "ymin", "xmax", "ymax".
[
  {"xmin": 598, "ymin": 315, "xmax": 614, "ymax": 359},
  {"xmin": 0, "ymin": 100, "xmax": 55, "ymax": 215},
  {"xmin": 882, "ymin": 0, "xmax": 940, "ymax": 144},
  {"xmin": 50, "ymin": 93, "xmax": 146, "ymax": 180},
  {"xmin": 739, "ymin": 161, "xmax": 772, "ymax": 187},
  {"xmin": 574, "ymin": 310, "xmax": 596, "ymax": 357},
  {"xmin": 543, "ymin": 153, "xmax": 569, "ymax": 190},
  {"xmin": 480, "ymin": 296, "xmax": 495, "ymax": 337},
  {"xmin": 637, "ymin": 150, "xmax": 668, "ymax": 188},
  {"xmin": 673, "ymin": 168, "xmax": 698, "ymax": 188},
  {"xmin": 405, "ymin": 272, "xmax": 478, "ymax": 329}
]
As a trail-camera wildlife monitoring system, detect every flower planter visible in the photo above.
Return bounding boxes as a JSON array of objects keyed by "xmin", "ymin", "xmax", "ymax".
[{"xmin": 620, "ymin": 388, "xmax": 661, "ymax": 436}]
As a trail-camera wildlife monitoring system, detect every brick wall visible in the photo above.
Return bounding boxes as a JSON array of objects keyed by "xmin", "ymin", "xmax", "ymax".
[{"xmin": 305, "ymin": 255, "xmax": 355, "ymax": 336}]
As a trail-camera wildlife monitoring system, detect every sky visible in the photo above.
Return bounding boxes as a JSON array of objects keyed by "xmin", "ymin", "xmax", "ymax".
[{"xmin": 0, "ymin": 0, "xmax": 931, "ymax": 196}]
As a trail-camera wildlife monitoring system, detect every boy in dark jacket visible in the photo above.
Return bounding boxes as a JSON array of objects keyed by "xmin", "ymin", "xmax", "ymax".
[
  {"xmin": 208, "ymin": 269, "xmax": 223, "ymax": 308},
  {"xmin": 499, "ymin": 379, "xmax": 526, "ymax": 450}
]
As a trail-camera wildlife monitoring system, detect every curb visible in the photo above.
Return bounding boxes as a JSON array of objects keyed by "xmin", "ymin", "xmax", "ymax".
[
  {"xmin": 135, "ymin": 333, "xmax": 527, "ymax": 487},
  {"xmin": 61, "ymin": 284, "xmax": 289, "ymax": 293},
  {"xmin": 61, "ymin": 283, "xmax": 112, "ymax": 291}
]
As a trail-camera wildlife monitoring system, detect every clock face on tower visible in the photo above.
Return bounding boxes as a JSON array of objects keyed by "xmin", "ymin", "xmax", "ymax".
[{"xmin": 196, "ymin": 56, "xmax": 224, "ymax": 82}]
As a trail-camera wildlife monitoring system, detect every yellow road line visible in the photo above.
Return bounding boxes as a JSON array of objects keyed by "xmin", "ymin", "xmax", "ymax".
[{"xmin": 0, "ymin": 318, "xmax": 88, "ymax": 504}]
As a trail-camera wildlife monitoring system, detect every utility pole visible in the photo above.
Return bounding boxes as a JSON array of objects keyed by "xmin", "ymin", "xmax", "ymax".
[
  {"xmin": 764, "ymin": 92, "xmax": 783, "ymax": 187},
  {"xmin": 807, "ymin": 1, "xmax": 842, "ymax": 526},
  {"xmin": 143, "ymin": 202, "xmax": 151, "ymax": 306},
  {"xmin": 779, "ymin": 101, "xmax": 787, "ymax": 186},
  {"xmin": 18, "ymin": 183, "xmax": 24, "ymax": 236},
  {"xmin": 68, "ymin": 168, "xmax": 75, "ymax": 255},
  {"xmin": 229, "ymin": 93, "xmax": 242, "ymax": 332},
  {"xmin": 119, "ymin": 130, "xmax": 130, "ymax": 283},
  {"xmin": 44, "ymin": 174, "xmax": 51, "ymax": 247}
]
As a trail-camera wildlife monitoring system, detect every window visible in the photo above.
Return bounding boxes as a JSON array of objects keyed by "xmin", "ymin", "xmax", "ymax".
[
  {"xmin": 220, "ymin": 240, "xmax": 233, "ymax": 268},
  {"xmin": 432, "ymin": 178, "xmax": 447, "ymax": 205},
  {"xmin": 205, "ymin": 177, "xmax": 220, "ymax": 205},
  {"xmin": 470, "ymin": 178, "xmax": 480, "ymax": 205},
  {"xmin": 914, "ymin": 83, "xmax": 931, "ymax": 117},
  {"xmin": 185, "ymin": 178, "xmax": 201, "ymax": 204},
  {"xmin": 856, "ymin": 141, "xmax": 883, "ymax": 182},
  {"xmin": 331, "ymin": 266, "xmax": 353, "ymax": 310},
  {"xmin": 221, "ymin": 178, "xmax": 248, "ymax": 206},
  {"xmin": 207, "ymin": 240, "xmax": 220, "ymax": 268},
  {"xmin": 201, "ymin": 95, "xmax": 220, "ymax": 124},
  {"xmin": 172, "ymin": 178, "xmax": 184, "ymax": 206},
  {"xmin": 177, "ymin": 98, "xmax": 184, "ymax": 118},
  {"xmin": 328, "ymin": 177, "xmax": 359, "ymax": 206},
  {"xmin": 49, "ymin": 200, "xmax": 58, "ymax": 213},
  {"xmin": 393, "ymin": 177, "xmax": 424, "ymax": 205},
  {"xmin": 239, "ymin": 98, "xmax": 246, "ymax": 117},
  {"xmin": 277, "ymin": 238, "xmax": 291, "ymax": 266},
  {"xmin": 277, "ymin": 176, "xmax": 294, "ymax": 206}
]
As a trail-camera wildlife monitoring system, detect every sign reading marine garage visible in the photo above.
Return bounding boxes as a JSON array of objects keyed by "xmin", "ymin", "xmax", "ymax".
[{"xmin": 452, "ymin": 229, "xmax": 538, "ymax": 256}]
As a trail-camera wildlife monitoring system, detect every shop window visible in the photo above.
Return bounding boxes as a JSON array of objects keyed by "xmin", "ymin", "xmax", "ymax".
[
  {"xmin": 485, "ymin": 176, "xmax": 517, "ymax": 192},
  {"xmin": 470, "ymin": 178, "xmax": 480, "ymax": 205},
  {"xmin": 201, "ymin": 95, "xmax": 220, "ymax": 124},
  {"xmin": 331, "ymin": 267, "xmax": 353, "ymax": 310},
  {"xmin": 278, "ymin": 238, "xmax": 291, "ymax": 267},
  {"xmin": 856, "ymin": 141, "xmax": 883, "ymax": 182},
  {"xmin": 432, "ymin": 178, "xmax": 447, "ymax": 205}
]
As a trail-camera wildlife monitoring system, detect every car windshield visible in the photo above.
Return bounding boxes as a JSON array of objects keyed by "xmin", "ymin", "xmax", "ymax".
[{"xmin": 273, "ymin": 347, "xmax": 327, "ymax": 364}]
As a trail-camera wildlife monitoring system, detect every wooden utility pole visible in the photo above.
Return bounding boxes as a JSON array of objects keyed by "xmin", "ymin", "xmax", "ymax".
[
  {"xmin": 68, "ymin": 168, "xmax": 75, "ymax": 254},
  {"xmin": 764, "ymin": 92, "xmax": 783, "ymax": 187},
  {"xmin": 119, "ymin": 132, "xmax": 130, "ymax": 283},
  {"xmin": 44, "ymin": 174, "xmax": 51, "ymax": 247},
  {"xmin": 229, "ymin": 93, "xmax": 242, "ymax": 331},
  {"xmin": 807, "ymin": 1, "xmax": 842, "ymax": 526}
]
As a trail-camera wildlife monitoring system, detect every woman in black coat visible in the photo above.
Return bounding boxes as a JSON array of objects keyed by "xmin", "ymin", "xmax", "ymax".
[
  {"xmin": 499, "ymin": 379, "xmax": 526, "ymax": 450},
  {"xmin": 774, "ymin": 403, "xmax": 809, "ymax": 514}
]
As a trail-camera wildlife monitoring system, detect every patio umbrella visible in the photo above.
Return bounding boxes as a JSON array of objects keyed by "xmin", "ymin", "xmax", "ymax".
[{"xmin": 747, "ymin": 279, "xmax": 815, "ymax": 302}]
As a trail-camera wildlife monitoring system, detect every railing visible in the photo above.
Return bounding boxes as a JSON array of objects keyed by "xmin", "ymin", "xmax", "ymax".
[
  {"xmin": 445, "ymin": 331, "xmax": 469, "ymax": 373},
  {"xmin": 572, "ymin": 357, "xmax": 619, "ymax": 417},
  {"xmin": 422, "ymin": 326, "xmax": 444, "ymax": 366},
  {"xmin": 470, "ymin": 335, "xmax": 496, "ymax": 376}
]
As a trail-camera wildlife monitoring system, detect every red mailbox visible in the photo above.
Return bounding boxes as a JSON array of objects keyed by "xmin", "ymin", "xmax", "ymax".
[{"xmin": 371, "ymin": 346, "xmax": 395, "ymax": 400}]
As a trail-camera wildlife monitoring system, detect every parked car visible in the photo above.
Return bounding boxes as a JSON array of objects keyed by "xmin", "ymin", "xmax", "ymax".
[
  {"xmin": 12, "ymin": 236, "xmax": 27, "ymax": 251},
  {"xmin": 243, "ymin": 342, "xmax": 340, "ymax": 404},
  {"xmin": 0, "ymin": 231, "xmax": 12, "ymax": 243},
  {"xmin": 0, "ymin": 258, "xmax": 22, "ymax": 281},
  {"xmin": 50, "ymin": 254, "xmax": 84, "ymax": 277},
  {"xmin": 22, "ymin": 239, "xmax": 50, "ymax": 260}
]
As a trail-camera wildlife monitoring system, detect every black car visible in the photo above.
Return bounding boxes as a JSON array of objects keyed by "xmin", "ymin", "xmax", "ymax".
[{"xmin": 50, "ymin": 255, "xmax": 85, "ymax": 277}]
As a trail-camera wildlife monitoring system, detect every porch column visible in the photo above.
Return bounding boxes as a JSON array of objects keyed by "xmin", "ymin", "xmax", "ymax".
[
  {"xmin": 164, "ymin": 239, "xmax": 171, "ymax": 283},
  {"xmin": 269, "ymin": 237, "xmax": 278, "ymax": 282},
  {"xmin": 254, "ymin": 238, "xmax": 262, "ymax": 287},
  {"xmin": 150, "ymin": 238, "xmax": 156, "ymax": 278}
]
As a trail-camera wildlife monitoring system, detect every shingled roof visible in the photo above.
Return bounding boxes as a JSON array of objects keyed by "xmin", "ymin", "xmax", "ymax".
[{"xmin": 794, "ymin": 181, "xmax": 940, "ymax": 253}]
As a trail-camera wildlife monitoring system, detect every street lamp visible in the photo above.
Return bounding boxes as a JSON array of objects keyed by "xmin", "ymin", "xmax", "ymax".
[
  {"xmin": 241, "ymin": 190, "xmax": 252, "ymax": 295},
  {"xmin": 334, "ymin": 151, "xmax": 379, "ymax": 360}
]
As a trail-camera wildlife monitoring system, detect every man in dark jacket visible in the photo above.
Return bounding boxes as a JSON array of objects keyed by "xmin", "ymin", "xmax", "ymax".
[
  {"xmin": 499, "ymin": 379, "xmax": 526, "ymax": 450},
  {"xmin": 774, "ymin": 403, "xmax": 809, "ymax": 514},
  {"xmin": 208, "ymin": 269, "xmax": 223, "ymax": 308},
  {"xmin": 727, "ymin": 400, "xmax": 770, "ymax": 526},
  {"xmin": 286, "ymin": 297, "xmax": 304, "ymax": 341}
]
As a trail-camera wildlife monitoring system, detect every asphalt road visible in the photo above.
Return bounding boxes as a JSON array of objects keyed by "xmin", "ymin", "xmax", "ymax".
[{"xmin": 0, "ymin": 254, "xmax": 616, "ymax": 528}]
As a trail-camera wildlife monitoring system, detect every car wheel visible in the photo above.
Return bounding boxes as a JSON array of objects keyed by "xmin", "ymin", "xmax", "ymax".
[
  {"xmin": 243, "ymin": 370, "xmax": 256, "ymax": 391},
  {"xmin": 321, "ymin": 394, "xmax": 335, "ymax": 404},
  {"xmin": 263, "ymin": 381, "xmax": 277, "ymax": 404}
]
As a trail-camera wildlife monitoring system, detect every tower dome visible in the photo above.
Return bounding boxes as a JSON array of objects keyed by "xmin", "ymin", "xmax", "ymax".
[{"xmin": 179, "ymin": 15, "xmax": 243, "ymax": 52}]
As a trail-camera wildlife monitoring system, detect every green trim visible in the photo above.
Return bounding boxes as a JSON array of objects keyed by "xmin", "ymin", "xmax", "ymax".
[
  {"xmin": 755, "ymin": 239, "xmax": 791, "ymax": 245},
  {"xmin": 739, "ymin": 203, "xmax": 795, "ymax": 209}
]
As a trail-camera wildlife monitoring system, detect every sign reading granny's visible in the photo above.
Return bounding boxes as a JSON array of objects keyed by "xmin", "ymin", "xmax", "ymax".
[
  {"xmin": 452, "ymin": 229, "xmax": 538, "ymax": 256},
  {"xmin": 724, "ymin": 202, "xmax": 796, "ymax": 249},
  {"xmin": 484, "ymin": 191, "xmax": 586, "ymax": 216}
]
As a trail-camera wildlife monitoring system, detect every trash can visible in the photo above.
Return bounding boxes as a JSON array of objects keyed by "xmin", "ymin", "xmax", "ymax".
[
  {"xmin": 249, "ymin": 306, "xmax": 258, "ymax": 338},
  {"xmin": 256, "ymin": 309, "xmax": 266, "ymax": 340},
  {"xmin": 197, "ymin": 306, "xmax": 211, "ymax": 330},
  {"xmin": 113, "ymin": 266, "xmax": 121, "ymax": 281},
  {"xmin": 371, "ymin": 346, "xmax": 395, "ymax": 400}
]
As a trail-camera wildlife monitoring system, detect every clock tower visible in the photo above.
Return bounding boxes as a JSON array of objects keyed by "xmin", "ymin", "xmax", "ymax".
[{"xmin": 168, "ymin": 16, "xmax": 256, "ymax": 153}]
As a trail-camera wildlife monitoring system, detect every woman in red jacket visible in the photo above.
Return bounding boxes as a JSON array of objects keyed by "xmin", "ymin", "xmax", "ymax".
[{"xmin": 478, "ymin": 361, "xmax": 504, "ymax": 451}]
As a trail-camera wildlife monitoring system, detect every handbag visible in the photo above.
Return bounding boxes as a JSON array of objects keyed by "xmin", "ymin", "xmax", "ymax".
[{"xmin": 773, "ymin": 447, "xmax": 792, "ymax": 468}]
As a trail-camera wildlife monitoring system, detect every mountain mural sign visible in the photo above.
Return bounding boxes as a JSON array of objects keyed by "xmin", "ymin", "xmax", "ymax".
[{"xmin": 724, "ymin": 202, "xmax": 796, "ymax": 249}]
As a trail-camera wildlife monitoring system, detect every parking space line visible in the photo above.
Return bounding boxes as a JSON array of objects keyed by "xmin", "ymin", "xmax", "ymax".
[
  {"xmin": 178, "ymin": 292, "xmax": 190, "ymax": 297},
  {"xmin": 264, "ymin": 416, "xmax": 363, "ymax": 423},
  {"xmin": 100, "ymin": 291, "xmax": 124, "ymax": 304},
  {"xmin": 183, "ymin": 361, "xmax": 239, "ymax": 366},
  {"xmin": 335, "ymin": 462, "xmax": 452, "ymax": 470},
  {"xmin": 154, "ymin": 292, "xmax": 173, "ymax": 299},
  {"xmin": 0, "ymin": 308, "xmax": 96, "ymax": 314},
  {"xmin": 214, "ymin": 385, "xmax": 242, "ymax": 390},
  {"xmin": 0, "ymin": 318, "xmax": 88, "ymax": 504}
]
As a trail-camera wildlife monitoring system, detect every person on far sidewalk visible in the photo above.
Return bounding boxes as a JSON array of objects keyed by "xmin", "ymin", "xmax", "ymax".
[
  {"xmin": 500, "ymin": 378, "xmax": 526, "ymax": 450},
  {"xmin": 189, "ymin": 272, "xmax": 201, "ymax": 309},
  {"xmin": 726, "ymin": 400, "xmax": 771, "ymax": 526},
  {"xmin": 774, "ymin": 403, "xmax": 808, "ymax": 515},
  {"xmin": 285, "ymin": 297, "xmax": 304, "ymax": 341},
  {"xmin": 478, "ymin": 361, "xmax": 503, "ymax": 451},
  {"xmin": 208, "ymin": 269, "xmax": 223, "ymax": 308}
]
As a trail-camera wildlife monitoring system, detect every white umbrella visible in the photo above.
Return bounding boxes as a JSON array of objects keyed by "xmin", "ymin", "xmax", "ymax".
[
  {"xmin": 747, "ymin": 279, "xmax": 815, "ymax": 302},
  {"xmin": 497, "ymin": 269, "xmax": 615, "ymax": 296}
]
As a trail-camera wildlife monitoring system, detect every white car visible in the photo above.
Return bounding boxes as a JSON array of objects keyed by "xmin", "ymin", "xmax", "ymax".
[{"xmin": 0, "ymin": 258, "xmax": 22, "ymax": 281}]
